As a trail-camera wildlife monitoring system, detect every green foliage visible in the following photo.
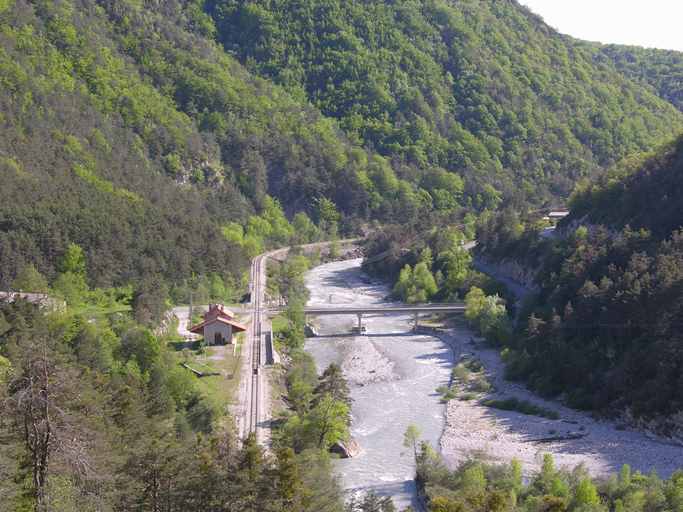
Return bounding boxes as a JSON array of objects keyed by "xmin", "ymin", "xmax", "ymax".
[
  {"xmin": 404, "ymin": 424, "xmax": 422, "ymax": 461},
  {"xmin": 0, "ymin": 290, "xmax": 344, "ymax": 511},
  {"xmin": 595, "ymin": 44, "xmax": 683, "ymax": 112},
  {"xmin": 465, "ymin": 288, "xmax": 510, "ymax": 345},
  {"xmin": 11, "ymin": 264, "xmax": 48, "ymax": 293},
  {"xmin": 481, "ymin": 398, "xmax": 560, "ymax": 420},
  {"xmin": 59, "ymin": 243, "xmax": 86, "ymax": 276},
  {"xmin": 481, "ymin": 136, "xmax": 683, "ymax": 419},
  {"xmin": 567, "ymin": 135, "xmax": 683, "ymax": 240},
  {"xmin": 305, "ymin": 393, "xmax": 350, "ymax": 449},
  {"xmin": 573, "ymin": 478, "xmax": 600, "ymax": 508},
  {"xmin": 418, "ymin": 450, "xmax": 683, "ymax": 512},
  {"xmin": 0, "ymin": 0, "xmax": 378, "ymax": 292},
  {"xmin": 393, "ymin": 262, "xmax": 438, "ymax": 303},
  {"xmin": 315, "ymin": 363, "xmax": 351, "ymax": 408},
  {"xmin": 209, "ymin": 0, "xmax": 683, "ymax": 206},
  {"xmin": 52, "ymin": 272, "xmax": 89, "ymax": 305}
]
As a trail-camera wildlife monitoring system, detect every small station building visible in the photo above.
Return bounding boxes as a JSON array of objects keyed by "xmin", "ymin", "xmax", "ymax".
[{"xmin": 189, "ymin": 304, "xmax": 247, "ymax": 345}]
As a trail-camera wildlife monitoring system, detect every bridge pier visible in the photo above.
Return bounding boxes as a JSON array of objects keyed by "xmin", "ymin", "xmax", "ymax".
[
  {"xmin": 357, "ymin": 313, "xmax": 363, "ymax": 333},
  {"xmin": 414, "ymin": 312, "xmax": 419, "ymax": 330}
]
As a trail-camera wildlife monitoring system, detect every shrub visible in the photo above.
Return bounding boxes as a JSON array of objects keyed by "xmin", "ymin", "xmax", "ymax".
[{"xmin": 481, "ymin": 397, "xmax": 560, "ymax": 420}]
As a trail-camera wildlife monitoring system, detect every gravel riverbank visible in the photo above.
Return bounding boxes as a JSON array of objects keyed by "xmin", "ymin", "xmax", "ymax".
[{"xmin": 438, "ymin": 324, "xmax": 683, "ymax": 478}]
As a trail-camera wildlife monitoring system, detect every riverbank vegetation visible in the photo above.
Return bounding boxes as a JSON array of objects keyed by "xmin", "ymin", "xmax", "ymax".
[
  {"xmin": 417, "ymin": 446, "xmax": 683, "ymax": 512},
  {"xmin": 363, "ymin": 224, "xmax": 512, "ymax": 346}
]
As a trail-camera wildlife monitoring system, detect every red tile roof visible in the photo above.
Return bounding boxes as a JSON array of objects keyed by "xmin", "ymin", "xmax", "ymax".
[{"xmin": 189, "ymin": 315, "xmax": 247, "ymax": 334}]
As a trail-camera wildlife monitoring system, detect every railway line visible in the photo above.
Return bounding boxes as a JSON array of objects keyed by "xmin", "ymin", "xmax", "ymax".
[{"xmin": 247, "ymin": 253, "xmax": 264, "ymax": 438}]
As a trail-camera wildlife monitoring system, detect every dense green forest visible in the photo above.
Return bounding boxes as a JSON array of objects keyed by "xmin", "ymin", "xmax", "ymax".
[
  {"xmin": 594, "ymin": 44, "xmax": 683, "ymax": 113},
  {"xmin": 0, "ymin": 296, "xmax": 353, "ymax": 511},
  {"xmin": 4, "ymin": 0, "xmax": 683, "ymax": 509},
  {"xmin": 208, "ymin": 0, "xmax": 682, "ymax": 205},
  {"xmin": 364, "ymin": 134, "xmax": 683, "ymax": 424},
  {"xmin": 474, "ymin": 136, "xmax": 683, "ymax": 424},
  {"xmin": 0, "ymin": 0, "xmax": 381, "ymax": 291},
  {"xmin": 3, "ymin": 0, "xmax": 683, "ymax": 294}
]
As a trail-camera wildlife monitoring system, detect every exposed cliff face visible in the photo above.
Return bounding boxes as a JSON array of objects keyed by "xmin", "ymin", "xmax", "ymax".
[{"xmin": 473, "ymin": 256, "xmax": 538, "ymax": 300}]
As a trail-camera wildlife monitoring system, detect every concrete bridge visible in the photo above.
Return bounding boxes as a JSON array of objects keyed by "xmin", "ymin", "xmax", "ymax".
[{"xmin": 268, "ymin": 303, "xmax": 466, "ymax": 332}]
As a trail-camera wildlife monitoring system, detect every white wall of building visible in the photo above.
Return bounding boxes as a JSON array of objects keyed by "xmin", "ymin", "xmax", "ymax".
[{"xmin": 203, "ymin": 322, "xmax": 233, "ymax": 345}]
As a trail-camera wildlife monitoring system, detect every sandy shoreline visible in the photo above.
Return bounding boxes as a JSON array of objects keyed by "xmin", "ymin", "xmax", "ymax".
[{"xmin": 437, "ymin": 324, "xmax": 683, "ymax": 479}]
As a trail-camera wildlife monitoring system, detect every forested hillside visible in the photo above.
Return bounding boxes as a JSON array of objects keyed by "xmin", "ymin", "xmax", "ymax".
[
  {"xmin": 208, "ymin": 0, "xmax": 683, "ymax": 204},
  {"xmin": 476, "ymin": 137, "xmax": 683, "ymax": 425},
  {"xmin": 0, "ymin": 0, "xmax": 381, "ymax": 290},
  {"xmin": 595, "ymin": 44, "xmax": 683, "ymax": 112},
  {"xmin": 3, "ymin": 0, "xmax": 683, "ymax": 293}
]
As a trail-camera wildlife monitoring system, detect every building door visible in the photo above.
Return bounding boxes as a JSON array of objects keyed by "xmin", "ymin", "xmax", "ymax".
[{"xmin": 214, "ymin": 332, "xmax": 222, "ymax": 345}]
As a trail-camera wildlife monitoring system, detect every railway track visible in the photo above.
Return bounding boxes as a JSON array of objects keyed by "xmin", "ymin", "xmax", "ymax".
[{"xmin": 248, "ymin": 254, "xmax": 263, "ymax": 437}]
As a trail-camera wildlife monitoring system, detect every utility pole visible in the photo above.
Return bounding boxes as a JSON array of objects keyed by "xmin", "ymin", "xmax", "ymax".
[{"xmin": 189, "ymin": 290, "xmax": 193, "ymax": 331}]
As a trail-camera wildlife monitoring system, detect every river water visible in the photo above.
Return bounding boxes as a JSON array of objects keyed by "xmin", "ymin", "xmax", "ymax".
[{"xmin": 304, "ymin": 258, "xmax": 454, "ymax": 509}]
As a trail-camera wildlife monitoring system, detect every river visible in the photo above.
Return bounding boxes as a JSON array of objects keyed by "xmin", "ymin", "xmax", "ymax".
[{"xmin": 304, "ymin": 258, "xmax": 454, "ymax": 509}]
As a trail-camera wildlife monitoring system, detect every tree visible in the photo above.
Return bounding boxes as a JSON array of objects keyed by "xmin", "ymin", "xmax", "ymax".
[
  {"xmin": 292, "ymin": 212, "xmax": 320, "ymax": 244},
  {"xmin": 409, "ymin": 262, "xmax": 437, "ymax": 303},
  {"xmin": 464, "ymin": 288, "xmax": 509, "ymax": 344},
  {"xmin": 305, "ymin": 394, "xmax": 349, "ymax": 450},
  {"xmin": 393, "ymin": 265, "xmax": 413, "ymax": 301},
  {"xmin": 4, "ymin": 329, "xmax": 88, "ymax": 511},
  {"xmin": 316, "ymin": 197, "xmax": 340, "ymax": 238},
  {"xmin": 132, "ymin": 277, "xmax": 169, "ymax": 326},
  {"xmin": 59, "ymin": 243, "xmax": 86, "ymax": 276},
  {"xmin": 573, "ymin": 478, "xmax": 600, "ymax": 508},
  {"xmin": 437, "ymin": 230, "xmax": 472, "ymax": 297},
  {"xmin": 465, "ymin": 287, "xmax": 487, "ymax": 324},
  {"xmin": 52, "ymin": 271, "xmax": 88, "ymax": 305},
  {"xmin": 314, "ymin": 364, "xmax": 351, "ymax": 407},
  {"xmin": 403, "ymin": 424, "xmax": 421, "ymax": 462},
  {"xmin": 11, "ymin": 265, "xmax": 49, "ymax": 293},
  {"xmin": 276, "ymin": 447, "xmax": 304, "ymax": 510}
]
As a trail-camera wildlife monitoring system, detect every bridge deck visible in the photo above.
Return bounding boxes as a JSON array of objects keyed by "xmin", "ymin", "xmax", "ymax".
[{"xmin": 268, "ymin": 303, "xmax": 465, "ymax": 315}]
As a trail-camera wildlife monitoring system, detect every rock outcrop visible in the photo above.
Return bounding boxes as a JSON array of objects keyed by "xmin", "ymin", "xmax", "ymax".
[{"xmin": 330, "ymin": 438, "xmax": 362, "ymax": 458}]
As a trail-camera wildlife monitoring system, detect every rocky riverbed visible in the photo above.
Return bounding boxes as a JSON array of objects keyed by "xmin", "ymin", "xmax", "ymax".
[{"xmin": 305, "ymin": 258, "xmax": 453, "ymax": 510}]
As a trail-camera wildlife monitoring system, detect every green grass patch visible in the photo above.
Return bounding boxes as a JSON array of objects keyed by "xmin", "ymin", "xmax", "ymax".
[
  {"xmin": 174, "ymin": 340, "xmax": 243, "ymax": 416},
  {"xmin": 481, "ymin": 397, "xmax": 560, "ymax": 420}
]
